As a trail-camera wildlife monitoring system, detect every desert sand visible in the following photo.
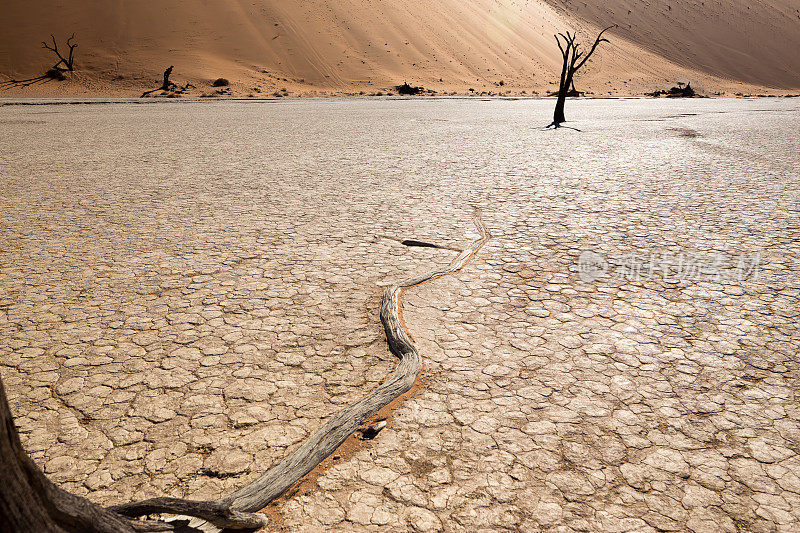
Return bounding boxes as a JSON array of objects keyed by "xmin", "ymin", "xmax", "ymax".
[{"xmin": 1, "ymin": 0, "xmax": 798, "ymax": 97}]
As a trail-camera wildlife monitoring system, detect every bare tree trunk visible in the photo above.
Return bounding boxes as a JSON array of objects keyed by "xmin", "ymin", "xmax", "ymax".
[
  {"xmin": 552, "ymin": 92, "xmax": 566, "ymax": 125},
  {"xmin": 141, "ymin": 66, "xmax": 176, "ymax": 98},
  {"xmin": 161, "ymin": 66, "xmax": 174, "ymax": 91},
  {"xmin": 553, "ymin": 72, "xmax": 573, "ymax": 125},
  {"xmin": 0, "ymin": 378, "xmax": 138, "ymax": 533}
]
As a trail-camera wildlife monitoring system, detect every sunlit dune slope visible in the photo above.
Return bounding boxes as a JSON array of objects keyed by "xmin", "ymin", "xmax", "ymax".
[
  {"xmin": 542, "ymin": 0, "xmax": 800, "ymax": 89},
  {"xmin": 0, "ymin": 0, "xmax": 796, "ymax": 96}
]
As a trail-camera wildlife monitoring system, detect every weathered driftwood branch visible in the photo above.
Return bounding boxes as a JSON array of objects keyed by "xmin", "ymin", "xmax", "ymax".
[
  {"xmin": 115, "ymin": 210, "xmax": 491, "ymax": 519},
  {"xmin": 220, "ymin": 209, "xmax": 491, "ymax": 512},
  {"xmin": 0, "ymin": 377, "xmax": 159, "ymax": 532},
  {"xmin": 0, "ymin": 211, "xmax": 490, "ymax": 531},
  {"xmin": 108, "ymin": 498, "xmax": 267, "ymax": 529}
]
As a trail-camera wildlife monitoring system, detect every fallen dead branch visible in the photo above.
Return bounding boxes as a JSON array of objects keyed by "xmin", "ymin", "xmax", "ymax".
[{"xmin": 0, "ymin": 210, "xmax": 491, "ymax": 531}]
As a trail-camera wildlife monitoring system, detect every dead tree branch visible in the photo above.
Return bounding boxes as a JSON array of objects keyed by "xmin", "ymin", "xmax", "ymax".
[
  {"xmin": 0, "ymin": 212, "xmax": 491, "ymax": 531},
  {"xmin": 140, "ymin": 66, "xmax": 177, "ymax": 97}
]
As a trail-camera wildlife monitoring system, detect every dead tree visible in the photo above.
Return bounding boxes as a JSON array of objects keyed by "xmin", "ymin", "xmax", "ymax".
[
  {"xmin": 0, "ymin": 34, "xmax": 77, "ymax": 89},
  {"xmin": 0, "ymin": 213, "xmax": 491, "ymax": 532},
  {"xmin": 548, "ymin": 26, "xmax": 612, "ymax": 128},
  {"xmin": 42, "ymin": 34, "xmax": 77, "ymax": 72},
  {"xmin": 140, "ymin": 66, "xmax": 176, "ymax": 97},
  {"xmin": 0, "ymin": 379, "xmax": 151, "ymax": 533}
]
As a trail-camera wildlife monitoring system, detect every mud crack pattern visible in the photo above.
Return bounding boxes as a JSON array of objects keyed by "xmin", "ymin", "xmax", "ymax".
[{"xmin": 1, "ymin": 98, "xmax": 799, "ymax": 532}]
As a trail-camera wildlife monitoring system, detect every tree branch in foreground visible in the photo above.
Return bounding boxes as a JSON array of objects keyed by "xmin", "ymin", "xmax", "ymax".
[{"xmin": 0, "ymin": 211, "xmax": 491, "ymax": 532}]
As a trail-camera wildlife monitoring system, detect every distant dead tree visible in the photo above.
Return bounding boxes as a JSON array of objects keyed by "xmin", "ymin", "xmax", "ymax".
[
  {"xmin": 547, "ymin": 26, "xmax": 612, "ymax": 128},
  {"xmin": 0, "ymin": 34, "xmax": 77, "ymax": 89},
  {"xmin": 140, "ymin": 66, "xmax": 176, "ymax": 97},
  {"xmin": 140, "ymin": 66, "xmax": 195, "ymax": 97},
  {"xmin": 43, "ymin": 33, "xmax": 77, "ymax": 72}
]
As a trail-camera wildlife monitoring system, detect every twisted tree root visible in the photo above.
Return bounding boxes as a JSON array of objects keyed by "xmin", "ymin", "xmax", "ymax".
[{"xmin": 112, "ymin": 210, "xmax": 491, "ymax": 528}]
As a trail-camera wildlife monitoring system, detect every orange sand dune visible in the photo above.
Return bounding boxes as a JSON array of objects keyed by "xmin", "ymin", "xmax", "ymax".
[
  {"xmin": 0, "ymin": 0, "xmax": 797, "ymax": 97},
  {"xmin": 542, "ymin": 0, "xmax": 800, "ymax": 89}
]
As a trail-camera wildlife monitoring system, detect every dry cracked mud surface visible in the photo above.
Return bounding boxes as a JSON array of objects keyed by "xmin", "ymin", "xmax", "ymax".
[{"xmin": 1, "ymin": 97, "xmax": 799, "ymax": 531}]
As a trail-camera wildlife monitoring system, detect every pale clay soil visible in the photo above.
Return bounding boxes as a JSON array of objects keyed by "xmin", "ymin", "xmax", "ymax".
[{"xmin": 1, "ymin": 98, "xmax": 799, "ymax": 532}]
